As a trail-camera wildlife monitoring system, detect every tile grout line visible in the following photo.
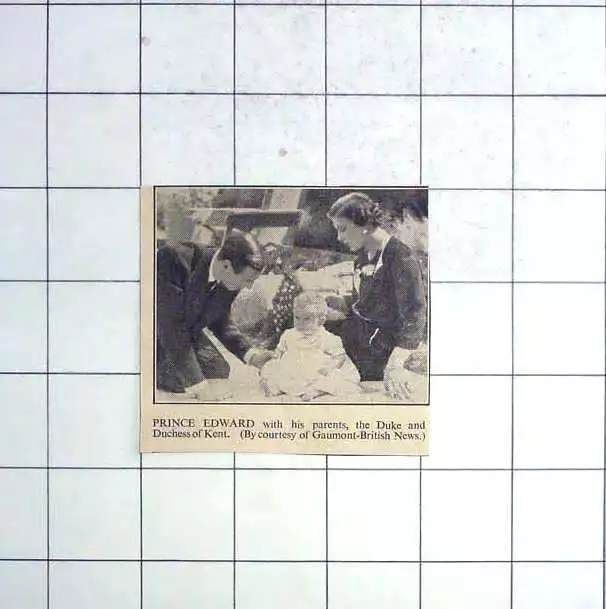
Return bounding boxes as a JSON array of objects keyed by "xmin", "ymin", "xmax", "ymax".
[
  {"xmin": 418, "ymin": 0, "xmax": 424, "ymax": 603},
  {"xmin": 6, "ymin": 279, "xmax": 606, "ymax": 285},
  {"xmin": 233, "ymin": 0, "xmax": 237, "ymax": 186},
  {"xmin": 232, "ymin": 1, "xmax": 237, "ymax": 604},
  {"xmin": 324, "ymin": 0, "xmax": 328, "ymax": 188},
  {"xmin": 3, "ymin": 557, "xmax": 606, "ymax": 564},
  {"xmin": 4, "ymin": 372, "xmax": 606, "ymax": 377},
  {"xmin": 325, "ymin": 456, "xmax": 329, "ymax": 609},
  {"xmin": 510, "ymin": 3, "xmax": 516, "ymax": 606},
  {"xmin": 3, "ymin": 465, "xmax": 606, "ymax": 472},
  {"xmin": 3, "ymin": 90, "xmax": 606, "ymax": 97},
  {"xmin": 138, "ymin": 0, "xmax": 144, "ymax": 603},
  {"xmin": 3, "ymin": 2, "xmax": 606, "ymax": 7},
  {"xmin": 45, "ymin": 0, "xmax": 51, "ymax": 605},
  {"xmin": 2, "ymin": 185, "xmax": 606, "ymax": 192},
  {"xmin": 324, "ymin": 5, "xmax": 329, "ymax": 603},
  {"xmin": 233, "ymin": 453, "xmax": 237, "ymax": 609},
  {"xmin": 603, "ymin": 2, "xmax": 606, "ymax": 606}
]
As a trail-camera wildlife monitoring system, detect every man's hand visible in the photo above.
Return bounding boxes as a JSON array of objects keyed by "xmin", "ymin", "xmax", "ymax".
[
  {"xmin": 246, "ymin": 348, "xmax": 274, "ymax": 369},
  {"xmin": 185, "ymin": 379, "xmax": 233, "ymax": 401}
]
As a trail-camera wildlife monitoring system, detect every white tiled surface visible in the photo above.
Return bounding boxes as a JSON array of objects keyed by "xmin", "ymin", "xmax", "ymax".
[
  {"xmin": 49, "ymin": 470, "xmax": 140, "ymax": 559},
  {"xmin": 0, "ymin": 562, "xmax": 46, "ymax": 609},
  {"xmin": 513, "ymin": 471, "xmax": 603, "ymax": 561},
  {"xmin": 144, "ymin": 563, "xmax": 233, "ymax": 609},
  {"xmin": 2, "ymin": 3, "xmax": 606, "ymax": 609},
  {"xmin": 236, "ymin": 6, "xmax": 324, "ymax": 94},
  {"xmin": 49, "ymin": 282, "xmax": 140, "ymax": 373},
  {"xmin": 514, "ymin": 8, "xmax": 606, "ymax": 95},
  {"xmin": 48, "ymin": 95, "xmax": 140, "ymax": 187},
  {"xmin": 0, "ymin": 94, "xmax": 46, "ymax": 186},
  {"xmin": 514, "ymin": 191, "xmax": 605, "ymax": 282},
  {"xmin": 0, "ymin": 7, "xmax": 47, "ymax": 92},
  {"xmin": 327, "ymin": 97, "xmax": 420, "ymax": 185},
  {"xmin": 423, "ymin": 563, "xmax": 510, "ymax": 609},
  {"xmin": 327, "ymin": 470, "xmax": 420, "ymax": 561},
  {"xmin": 326, "ymin": 7, "xmax": 419, "ymax": 94},
  {"xmin": 48, "ymin": 6, "xmax": 140, "ymax": 92},
  {"xmin": 513, "ymin": 563, "xmax": 604, "ymax": 609},
  {"xmin": 142, "ymin": 470, "xmax": 233, "ymax": 560},
  {"xmin": 0, "ymin": 189, "xmax": 47, "ymax": 280},
  {"xmin": 237, "ymin": 563, "xmax": 326, "ymax": 609},
  {"xmin": 236, "ymin": 470, "xmax": 326, "ymax": 560},
  {"xmin": 514, "ymin": 284, "xmax": 604, "ymax": 375},
  {"xmin": 142, "ymin": 6, "xmax": 234, "ymax": 93},
  {"xmin": 49, "ymin": 562, "xmax": 140, "ymax": 609},
  {"xmin": 422, "ymin": 471, "xmax": 511, "ymax": 562},
  {"xmin": 329, "ymin": 563, "xmax": 419, "ymax": 609},
  {"xmin": 235, "ymin": 95, "xmax": 325, "ymax": 185},
  {"xmin": 141, "ymin": 94, "xmax": 233, "ymax": 185},
  {"xmin": 49, "ymin": 189, "xmax": 140, "ymax": 281},
  {"xmin": 422, "ymin": 7, "xmax": 512, "ymax": 94},
  {"xmin": 514, "ymin": 97, "xmax": 606, "ymax": 189},
  {"xmin": 422, "ymin": 97, "xmax": 512, "ymax": 189}
]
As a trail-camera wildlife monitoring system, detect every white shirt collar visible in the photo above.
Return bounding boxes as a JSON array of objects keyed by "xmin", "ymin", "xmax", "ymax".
[
  {"xmin": 208, "ymin": 253, "xmax": 217, "ymax": 283},
  {"xmin": 373, "ymin": 233, "xmax": 391, "ymax": 273}
]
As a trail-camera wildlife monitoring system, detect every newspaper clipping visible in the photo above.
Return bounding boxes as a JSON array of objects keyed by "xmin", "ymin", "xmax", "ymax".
[{"xmin": 140, "ymin": 187, "xmax": 429, "ymax": 454}]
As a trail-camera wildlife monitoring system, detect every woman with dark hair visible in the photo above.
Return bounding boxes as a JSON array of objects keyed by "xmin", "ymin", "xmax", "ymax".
[{"xmin": 326, "ymin": 192, "xmax": 427, "ymax": 399}]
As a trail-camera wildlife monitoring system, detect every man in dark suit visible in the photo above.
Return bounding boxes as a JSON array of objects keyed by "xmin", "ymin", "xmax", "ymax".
[{"xmin": 156, "ymin": 230, "xmax": 273, "ymax": 397}]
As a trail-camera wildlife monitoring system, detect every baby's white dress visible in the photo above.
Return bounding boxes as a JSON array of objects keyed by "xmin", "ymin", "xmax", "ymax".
[{"xmin": 261, "ymin": 327, "xmax": 361, "ymax": 397}]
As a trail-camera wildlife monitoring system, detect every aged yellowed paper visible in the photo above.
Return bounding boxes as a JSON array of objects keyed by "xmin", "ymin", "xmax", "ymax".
[{"xmin": 140, "ymin": 187, "xmax": 429, "ymax": 454}]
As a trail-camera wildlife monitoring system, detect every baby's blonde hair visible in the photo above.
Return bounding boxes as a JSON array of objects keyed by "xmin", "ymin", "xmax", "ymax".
[{"xmin": 293, "ymin": 291, "xmax": 328, "ymax": 316}]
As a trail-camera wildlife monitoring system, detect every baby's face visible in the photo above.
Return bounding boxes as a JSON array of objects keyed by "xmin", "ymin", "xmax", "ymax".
[{"xmin": 293, "ymin": 306, "xmax": 325, "ymax": 335}]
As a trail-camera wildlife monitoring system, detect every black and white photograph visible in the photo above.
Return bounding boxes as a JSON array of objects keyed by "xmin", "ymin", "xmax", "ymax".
[{"xmin": 149, "ymin": 187, "xmax": 429, "ymax": 406}]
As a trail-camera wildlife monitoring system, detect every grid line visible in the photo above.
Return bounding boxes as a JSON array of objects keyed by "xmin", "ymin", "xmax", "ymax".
[
  {"xmin": 323, "ymin": 0, "xmax": 328, "ymax": 188},
  {"xmin": 324, "ymin": 6, "xmax": 330, "ymax": 605},
  {"xmin": 233, "ymin": 453, "xmax": 237, "ymax": 609},
  {"xmin": 3, "ymin": 371, "xmax": 606, "ymax": 377},
  {"xmin": 2, "ymin": 185, "xmax": 606, "ymax": 191},
  {"xmin": 602, "ymin": 3, "xmax": 606, "ymax": 607},
  {"xmin": 5, "ymin": 279, "xmax": 606, "ymax": 285},
  {"xmin": 42, "ymin": 0, "xmax": 52, "ymax": 604},
  {"xmin": 44, "ymin": 0, "xmax": 50, "ymax": 600},
  {"xmin": 418, "ymin": 0, "xmax": 424, "ymax": 604},
  {"xmin": 3, "ymin": 466, "xmax": 606, "ymax": 472},
  {"xmin": 232, "ymin": 1, "xmax": 238, "ymax": 604},
  {"xmin": 509, "ymin": 2, "xmax": 516, "ymax": 605},
  {"xmin": 3, "ymin": 91, "xmax": 605, "ymax": 97},
  {"xmin": 2, "ymin": 3, "xmax": 604, "ymax": 606},
  {"xmin": 3, "ymin": 2, "xmax": 606, "ymax": 6},
  {"xmin": 232, "ymin": 2, "xmax": 237, "ymax": 186},
  {"xmin": 325, "ymin": 457, "xmax": 329, "ymax": 609},
  {"xmin": 138, "ymin": 0, "xmax": 144, "ymax": 604},
  {"xmin": 3, "ymin": 557, "xmax": 605, "ymax": 564}
]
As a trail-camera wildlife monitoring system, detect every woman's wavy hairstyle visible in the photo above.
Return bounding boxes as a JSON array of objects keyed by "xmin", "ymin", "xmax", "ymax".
[{"xmin": 327, "ymin": 192, "xmax": 386, "ymax": 229}]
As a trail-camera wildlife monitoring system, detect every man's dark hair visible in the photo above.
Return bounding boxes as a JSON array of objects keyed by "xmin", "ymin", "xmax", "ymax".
[{"xmin": 217, "ymin": 230, "xmax": 265, "ymax": 274}]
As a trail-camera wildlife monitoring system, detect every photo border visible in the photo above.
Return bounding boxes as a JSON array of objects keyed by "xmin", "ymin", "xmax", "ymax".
[{"xmin": 140, "ymin": 186, "xmax": 430, "ymax": 455}]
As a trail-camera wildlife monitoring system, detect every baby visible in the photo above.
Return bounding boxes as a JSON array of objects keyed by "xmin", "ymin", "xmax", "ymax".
[{"xmin": 261, "ymin": 292, "xmax": 361, "ymax": 401}]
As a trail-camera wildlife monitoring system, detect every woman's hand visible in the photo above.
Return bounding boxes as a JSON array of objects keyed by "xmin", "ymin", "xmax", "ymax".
[
  {"xmin": 383, "ymin": 347, "xmax": 414, "ymax": 400},
  {"xmin": 404, "ymin": 344, "xmax": 428, "ymax": 375}
]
